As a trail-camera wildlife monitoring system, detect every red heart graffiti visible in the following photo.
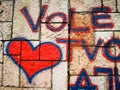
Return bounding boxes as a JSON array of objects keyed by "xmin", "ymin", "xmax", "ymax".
[{"xmin": 6, "ymin": 37, "xmax": 62, "ymax": 83}]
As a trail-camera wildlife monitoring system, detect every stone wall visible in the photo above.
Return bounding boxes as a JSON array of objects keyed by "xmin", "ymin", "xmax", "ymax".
[{"xmin": 0, "ymin": 0, "xmax": 120, "ymax": 90}]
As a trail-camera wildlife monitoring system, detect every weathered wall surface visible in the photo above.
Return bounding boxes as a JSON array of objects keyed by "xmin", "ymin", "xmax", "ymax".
[{"xmin": 0, "ymin": 0, "xmax": 120, "ymax": 90}]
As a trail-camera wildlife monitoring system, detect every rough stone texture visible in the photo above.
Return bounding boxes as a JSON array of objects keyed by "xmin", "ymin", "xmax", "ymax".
[
  {"xmin": 0, "ymin": 22, "xmax": 12, "ymax": 40},
  {"xmin": 3, "ymin": 55, "xmax": 19, "ymax": 86},
  {"xmin": 0, "ymin": 41, "xmax": 3, "ymax": 62},
  {"xmin": 70, "ymin": 13, "xmax": 95, "ymax": 45},
  {"xmin": 71, "ymin": 0, "xmax": 101, "ymax": 12},
  {"xmin": 42, "ymin": 0, "xmax": 68, "ymax": 22},
  {"xmin": 103, "ymin": 0, "xmax": 116, "ymax": 12},
  {"xmin": 0, "ymin": 0, "xmax": 119, "ymax": 90},
  {"xmin": 70, "ymin": 46, "xmax": 115, "ymax": 75},
  {"xmin": 95, "ymin": 32, "xmax": 113, "ymax": 46},
  {"xmin": 115, "ymin": 31, "xmax": 120, "ymax": 75},
  {"xmin": 41, "ymin": 24, "xmax": 68, "ymax": 60},
  {"xmin": 70, "ymin": 76, "xmax": 109, "ymax": 90},
  {"xmin": 117, "ymin": 0, "xmax": 120, "ymax": 12},
  {"xmin": 13, "ymin": 0, "xmax": 40, "ymax": 40},
  {"xmin": 0, "ymin": 1, "xmax": 13, "ymax": 21},
  {"xmin": 52, "ymin": 61, "xmax": 68, "ymax": 90},
  {"xmin": 20, "ymin": 69, "xmax": 51, "ymax": 88},
  {"xmin": 94, "ymin": 13, "xmax": 120, "ymax": 31}
]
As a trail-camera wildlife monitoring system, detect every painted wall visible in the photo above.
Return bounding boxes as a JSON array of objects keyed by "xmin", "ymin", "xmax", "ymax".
[{"xmin": 0, "ymin": 0, "xmax": 120, "ymax": 90}]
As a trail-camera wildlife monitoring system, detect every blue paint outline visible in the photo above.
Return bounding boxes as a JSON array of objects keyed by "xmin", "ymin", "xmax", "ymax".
[
  {"xmin": 92, "ymin": 7, "xmax": 114, "ymax": 29},
  {"xmin": 81, "ymin": 39, "xmax": 103, "ymax": 61},
  {"xmin": 46, "ymin": 12, "xmax": 67, "ymax": 32},
  {"xmin": 70, "ymin": 9, "xmax": 90, "ymax": 32},
  {"xmin": 104, "ymin": 38, "xmax": 120, "ymax": 61},
  {"xmin": 115, "ymin": 67, "xmax": 120, "ymax": 90},
  {"xmin": 94, "ymin": 67, "xmax": 113, "ymax": 90},
  {"xmin": 5, "ymin": 37, "xmax": 63, "ymax": 83},
  {"xmin": 70, "ymin": 69, "xmax": 97, "ymax": 90},
  {"xmin": 20, "ymin": 5, "xmax": 48, "ymax": 32}
]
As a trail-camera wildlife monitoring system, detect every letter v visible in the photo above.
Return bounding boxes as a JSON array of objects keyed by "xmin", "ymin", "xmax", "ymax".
[
  {"xmin": 81, "ymin": 39, "xmax": 103, "ymax": 61},
  {"xmin": 20, "ymin": 5, "xmax": 48, "ymax": 32}
]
